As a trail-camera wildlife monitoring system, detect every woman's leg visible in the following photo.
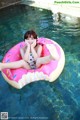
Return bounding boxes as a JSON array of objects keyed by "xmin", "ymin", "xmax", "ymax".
[
  {"xmin": 36, "ymin": 44, "xmax": 59, "ymax": 68},
  {"xmin": 46, "ymin": 44, "xmax": 59, "ymax": 60},
  {"xmin": 0, "ymin": 60, "xmax": 30, "ymax": 71},
  {"xmin": 36, "ymin": 55, "xmax": 53, "ymax": 68}
]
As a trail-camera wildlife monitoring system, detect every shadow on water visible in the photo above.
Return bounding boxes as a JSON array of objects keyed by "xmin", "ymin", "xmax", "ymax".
[{"xmin": 0, "ymin": 4, "xmax": 80, "ymax": 120}]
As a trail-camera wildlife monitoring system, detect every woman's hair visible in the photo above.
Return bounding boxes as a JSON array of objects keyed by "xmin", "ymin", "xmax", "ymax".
[{"xmin": 24, "ymin": 30, "xmax": 37, "ymax": 40}]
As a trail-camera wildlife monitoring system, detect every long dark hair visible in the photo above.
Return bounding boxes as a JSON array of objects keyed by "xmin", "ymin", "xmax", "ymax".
[{"xmin": 24, "ymin": 30, "xmax": 37, "ymax": 40}]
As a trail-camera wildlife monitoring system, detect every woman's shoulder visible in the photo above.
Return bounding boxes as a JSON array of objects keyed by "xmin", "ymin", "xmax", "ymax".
[
  {"xmin": 36, "ymin": 44, "xmax": 42, "ymax": 48},
  {"xmin": 35, "ymin": 44, "xmax": 42, "ymax": 51},
  {"xmin": 20, "ymin": 45, "xmax": 27, "ymax": 51}
]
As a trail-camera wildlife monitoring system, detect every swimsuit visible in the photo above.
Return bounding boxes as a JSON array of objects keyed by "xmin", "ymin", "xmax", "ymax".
[{"xmin": 28, "ymin": 53, "xmax": 36, "ymax": 69}]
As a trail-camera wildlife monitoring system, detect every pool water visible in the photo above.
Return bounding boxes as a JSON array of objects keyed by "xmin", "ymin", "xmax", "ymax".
[{"xmin": 0, "ymin": 4, "xmax": 80, "ymax": 120}]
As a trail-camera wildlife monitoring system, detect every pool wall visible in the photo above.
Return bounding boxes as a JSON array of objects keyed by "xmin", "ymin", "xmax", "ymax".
[{"xmin": 0, "ymin": 0, "xmax": 21, "ymax": 9}]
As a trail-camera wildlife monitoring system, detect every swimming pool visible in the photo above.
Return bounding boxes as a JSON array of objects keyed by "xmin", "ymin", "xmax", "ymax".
[{"xmin": 0, "ymin": 4, "xmax": 80, "ymax": 120}]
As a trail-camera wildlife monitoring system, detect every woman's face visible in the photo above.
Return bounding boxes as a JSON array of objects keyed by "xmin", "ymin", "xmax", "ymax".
[{"xmin": 25, "ymin": 35, "xmax": 36, "ymax": 44}]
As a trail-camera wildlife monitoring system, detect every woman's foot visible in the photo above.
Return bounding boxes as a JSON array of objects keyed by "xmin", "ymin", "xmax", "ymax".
[{"xmin": 46, "ymin": 44, "xmax": 59, "ymax": 60}]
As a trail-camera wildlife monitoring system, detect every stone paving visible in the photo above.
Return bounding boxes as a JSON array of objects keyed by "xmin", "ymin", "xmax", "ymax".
[{"xmin": 21, "ymin": 0, "xmax": 80, "ymax": 17}]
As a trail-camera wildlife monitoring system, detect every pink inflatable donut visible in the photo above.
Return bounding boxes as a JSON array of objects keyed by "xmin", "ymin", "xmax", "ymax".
[{"xmin": 1, "ymin": 38, "xmax": 65, "ymax": 89}]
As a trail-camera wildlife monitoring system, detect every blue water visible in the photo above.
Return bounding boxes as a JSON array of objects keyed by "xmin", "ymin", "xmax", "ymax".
[{"xmin": 0, "ymin": 4, "xmax": 80, "ymax": 120}]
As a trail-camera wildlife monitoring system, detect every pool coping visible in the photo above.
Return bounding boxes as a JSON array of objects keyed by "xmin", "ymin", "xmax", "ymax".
[
  {"xmin": 0, "ymin": 1, "xmax": 21, "ymax": 9},
  {"xmin": 20, "ymin": 0, "xmax": 80, "ymax": 18}
]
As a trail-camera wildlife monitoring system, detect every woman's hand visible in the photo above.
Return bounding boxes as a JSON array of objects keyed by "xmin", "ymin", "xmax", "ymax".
[
  {"xmin": 25, "ymin": 39, "xmax": 30, "ymax": 47},
  {"xmin": 31, "ymin": 40, "xmax": 36, "ymax": 48}
]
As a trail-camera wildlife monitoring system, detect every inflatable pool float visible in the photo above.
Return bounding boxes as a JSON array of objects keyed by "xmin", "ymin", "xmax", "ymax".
[{"xmin": 1, "ymin": 38, "xmax": 65, "ymax": 89}]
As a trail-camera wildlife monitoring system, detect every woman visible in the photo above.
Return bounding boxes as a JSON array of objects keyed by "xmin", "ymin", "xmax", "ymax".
[{"xmin": 0, "ymin": 30, "xmax": 59, "ymax": 71}]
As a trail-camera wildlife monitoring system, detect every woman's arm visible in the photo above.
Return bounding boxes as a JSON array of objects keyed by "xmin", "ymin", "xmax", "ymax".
[
  {"xmin": 23, "ymin": 45, "xmax": 30, "ymax": 62},
  {"xmin": 20, "ymin": 43, "xmax": 30, "ymax": 62},
  {"xmin": 31, "ymin": 46, "xmax": 38, "ymax": 60},
  {"xmin": 31, "ymin": 44, "xmax": 42, "ymax": 60},
  {"xmin": 20, "ymin": 47, "xmax": 25, "ymax": 59}
]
